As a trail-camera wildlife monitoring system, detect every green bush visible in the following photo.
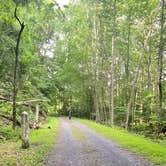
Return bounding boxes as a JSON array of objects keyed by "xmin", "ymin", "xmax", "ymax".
[{"xmin": 0, "ymin": 126, "xmax": 20, "ymax": 141}]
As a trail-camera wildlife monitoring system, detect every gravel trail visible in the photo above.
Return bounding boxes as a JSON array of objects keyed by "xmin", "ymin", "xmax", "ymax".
[{"xmin": 47, "ymin": 118, "xmax": 153, "ymax": 166}]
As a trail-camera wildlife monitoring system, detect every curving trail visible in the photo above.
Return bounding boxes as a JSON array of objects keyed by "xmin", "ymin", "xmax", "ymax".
[{"xmin": 47, "ymin": 118, "xmax": 153, "ymax": 166}]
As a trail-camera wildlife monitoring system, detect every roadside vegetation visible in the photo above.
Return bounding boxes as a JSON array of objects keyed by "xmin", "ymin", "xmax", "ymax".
[
  {"xmin": 0, "ymin": 117, "xmax": 59, "ymax": 166},
  {"xmin": 77, "ymin": 118, "xmax": 166, "ymax": 165}
]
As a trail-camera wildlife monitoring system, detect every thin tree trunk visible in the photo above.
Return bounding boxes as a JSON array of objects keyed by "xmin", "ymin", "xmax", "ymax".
[
  {"xmin": 12, "ymin": 7, "xmax": 25, "ymax": 129},
  {"xmin": 125, "ymin": 52, "xmax": 143, "ymax": 129},
  {"xmin": 125, "ymin": 14, "xmax": 131, "ymax": 106},
  {"xmin": 147, "ymin": 35, "xmax": 152, "ymax": 119},
  {"xmin": 92, "ymin": 84, "xmax": 100, "ymax": 122},
  {"xmin": 147, "ymin": 40, "xmax": 152, "ymax": 90},
  {"xmin": 158, "ymin": 0, "xmax": 165, "ymax": 122},
  {"xmin": 110, "ymin": 0, "xmax": 116, "ymax": 127},
  {"xmin": 91, "ymin": 11, "xmax": 100, "ymax": 122},
  {"xmin": 98, "ymin": 16, "xmax": 108, "ymax": 123}
]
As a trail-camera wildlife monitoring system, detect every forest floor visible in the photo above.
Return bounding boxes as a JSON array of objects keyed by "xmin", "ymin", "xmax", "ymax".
[
  {"xmin": 0, "ymin": 117, "xmax": 59, "ymax": 166},
  {"xmin": 47, "ymin": 118, "xmax": 153, "ymax": 166}
]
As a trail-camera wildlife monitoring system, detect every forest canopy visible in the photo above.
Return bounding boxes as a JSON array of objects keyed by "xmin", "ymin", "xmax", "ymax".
[{"xmin": 0, "ymin": 0, "xmax": 165, "ymax": 137}]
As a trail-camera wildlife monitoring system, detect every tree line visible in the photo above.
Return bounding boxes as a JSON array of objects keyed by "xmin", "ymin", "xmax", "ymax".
[{"xmin": 0, "ymin": 0, "xmax": 165, "ymax": 138}]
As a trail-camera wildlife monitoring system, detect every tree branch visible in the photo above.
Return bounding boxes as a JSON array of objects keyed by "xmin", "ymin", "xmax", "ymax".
[
  {"xmin": 14, "ymin": 7, "xmax": 22, "ymax": 26},
  {"xmin": 0, "ymin": 95, "xmax": 49, "ymax": 105}
]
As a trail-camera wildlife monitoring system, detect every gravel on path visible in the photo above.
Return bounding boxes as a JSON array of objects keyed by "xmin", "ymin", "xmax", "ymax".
[{"xmin": 47, "ymin": 118, "xmax": 153, "ymax": 166}]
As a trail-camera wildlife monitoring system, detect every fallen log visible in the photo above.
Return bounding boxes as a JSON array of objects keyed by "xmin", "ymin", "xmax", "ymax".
[
  {"xmin": 0, "ymin": 95, "xmax": 11, "ymax": 102},
  {"xmin": 0, "ymin": 95, "xmax": 49, "ymax": 105},
  {"xmin": 16, "ymin": 99, "xmax": 50, "ymax": 105}
]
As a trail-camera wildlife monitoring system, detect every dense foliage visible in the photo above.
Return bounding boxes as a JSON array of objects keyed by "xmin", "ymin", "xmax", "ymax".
[
  {"xmin": 0, "ymin": 0, "xmax": 165, "ymax": 138},
  {"xmin": 0, "ymin": 0, "xmax": 58, "ymax": 125}
]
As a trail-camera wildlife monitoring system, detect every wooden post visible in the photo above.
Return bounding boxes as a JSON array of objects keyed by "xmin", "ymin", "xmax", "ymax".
[
  {"xmin": 28, "ymin": 104, "xmax": 32, "ymax": 112},
  {"xmin": 21, "ymin": 111, "xmax": 29, "ymax": 148},
  {"xmin": 35, "ymin": 104, "xmax": 39, "ymax": 123}
]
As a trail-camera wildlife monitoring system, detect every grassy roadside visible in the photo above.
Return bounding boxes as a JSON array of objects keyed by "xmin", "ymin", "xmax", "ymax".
[
  {"xmin": 76, "ymin": 118, "xmax": 166, "ymax": 165},
  {"xmin": 0, "ymin": 117, "xmax": 59, "ymax": 166}
]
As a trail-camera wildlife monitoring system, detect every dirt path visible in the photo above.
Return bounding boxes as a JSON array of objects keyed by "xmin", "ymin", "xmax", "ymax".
[{"xmin": 47, "ymin": 118, "xmax": 153, "ymax": 166}]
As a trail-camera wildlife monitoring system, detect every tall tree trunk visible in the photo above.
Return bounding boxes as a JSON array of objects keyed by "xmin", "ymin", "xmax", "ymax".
[
  {"xmin": 147, "ymin": 40, "xmax": 152, "ymax": 90},
  {"xmin": 125, "ymin": 52, "xmax": 143, "ymax": 129},
  {"xmin": 91, "ymin": 11, "xmax": 100, "ymax": 122},
  {"xmin": 147, "ymin": 33, "xmax": 152, "ymax": 118},
  {"xmin": 98, "ymin": 17, "xmax": 107, "ymax": 123},
  {"xmin": 125, "ymin": 14, "xmax": 131, "ymax": 106},
  {"xmin": 158, "ymin": 0, "xmax": 165, "ymax": 122},
  {"xmin": 93, "ymin": 84, "xmax": 100, "ymax": 122},
  {"xmin": 12, "ymin": 7, "xmax": 25, "ymax": 129},
  {"xmin": 101, "ymin": 86, "xmax": 107, "ymax": 122},
  {"xmin": 110, "ymin": 0, "xmax": 116, "ymax": 127}
]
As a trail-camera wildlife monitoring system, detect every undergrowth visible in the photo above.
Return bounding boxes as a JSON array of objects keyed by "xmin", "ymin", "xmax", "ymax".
[{"xmin": 0, "ymin": 117, "xmax": 59, "ymax": 166}]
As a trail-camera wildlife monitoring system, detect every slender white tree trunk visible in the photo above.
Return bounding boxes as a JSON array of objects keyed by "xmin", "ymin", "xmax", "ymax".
[{"xmin": 110, "ymin": 0, "xmax": 116, "ymax": 127}]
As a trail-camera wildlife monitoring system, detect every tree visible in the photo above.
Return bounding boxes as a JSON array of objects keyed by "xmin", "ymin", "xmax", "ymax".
[
  {"xmin": 0, "ymin": 0, "xmax": 165, "ymax": 138},
  {"xmin": 109, "ymin": 0, "xmax": 116, "ymax": 127},
  {"xmin": 12, "ymin": 6, "xmax": 25, "ymax": 129},
  {"xmin": 158, "ymin": 0, "xmax": 165, "ymax": 127}
]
